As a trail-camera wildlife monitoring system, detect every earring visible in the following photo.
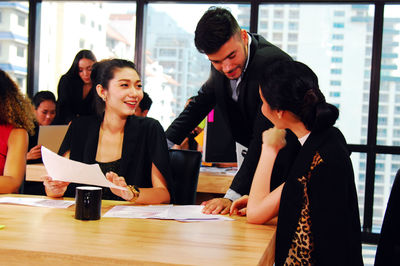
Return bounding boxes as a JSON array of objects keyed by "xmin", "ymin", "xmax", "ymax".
[{"xmin": 102, "ymin": 97, "xmax": 106, "ymax": 102}]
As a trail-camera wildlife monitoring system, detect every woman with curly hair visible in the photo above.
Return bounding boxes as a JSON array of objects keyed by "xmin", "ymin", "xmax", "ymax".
[{"xmin": 0, "ymin": 69, "xmax": 35, "ymax": 193}]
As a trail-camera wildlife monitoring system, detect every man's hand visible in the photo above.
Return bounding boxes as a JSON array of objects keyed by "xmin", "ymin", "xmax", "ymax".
[{"xmin": 201, "ymin": 198, "xmax": 232, "ymax": 214}]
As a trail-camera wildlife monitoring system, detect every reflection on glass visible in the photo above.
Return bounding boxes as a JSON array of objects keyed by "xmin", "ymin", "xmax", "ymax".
[
  {"xmin": 0, "ymin": 2, "xmax": 29, "ymax": 94},
  {"xmin": 38, "ymin": 1, "xmax": 136, "ymax": 97},
  {"xmin": 258, "ymin": 4, "xmax": 374, "ymax": 145},
  {"xmin": 144, "ymin": 4, "xmax": 250, "ymax": 129}
]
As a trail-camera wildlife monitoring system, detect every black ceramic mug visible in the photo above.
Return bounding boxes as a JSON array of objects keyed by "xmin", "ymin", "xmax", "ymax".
[{"xmin": 75, "ymin": 186, "xmax": 102, "ymax": 220}]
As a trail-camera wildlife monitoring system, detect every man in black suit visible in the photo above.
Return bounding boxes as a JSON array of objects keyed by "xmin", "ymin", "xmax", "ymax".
[{"xmin": 166, "ymin": 7, "xmax": 294, "ymax": 214}]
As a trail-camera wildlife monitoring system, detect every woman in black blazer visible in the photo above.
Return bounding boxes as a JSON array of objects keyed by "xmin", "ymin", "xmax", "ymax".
[
  {"xmin": 44, "ymin": 59, "xmax": 173, "ymax": 204},
  {"xmin": 55, "ymin": 49, "xmax": 97, "ymax": 124},
  {"xmin": 231, "ymin": 60, "xmax": 363, "ymax": 265}
]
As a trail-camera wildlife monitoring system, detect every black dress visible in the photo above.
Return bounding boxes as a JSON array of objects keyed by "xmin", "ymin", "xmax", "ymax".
[{"xmin": 58, "ymin": 115, "xmax": 174, "ymax": 201}]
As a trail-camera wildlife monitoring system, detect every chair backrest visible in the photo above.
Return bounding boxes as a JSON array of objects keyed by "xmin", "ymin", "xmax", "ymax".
[
  {"xmin": 374, "ymin": 168, "xmax": 400, "ymax": 266},
  {"xmin": 169, "ymin": 149, "xmax": 202, "ymax": 205}
]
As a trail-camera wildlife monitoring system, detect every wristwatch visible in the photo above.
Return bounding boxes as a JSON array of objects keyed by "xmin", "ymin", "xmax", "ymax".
[{"xmin": 127, "ymin": 185, "xmax": 140, "ymax": 203}]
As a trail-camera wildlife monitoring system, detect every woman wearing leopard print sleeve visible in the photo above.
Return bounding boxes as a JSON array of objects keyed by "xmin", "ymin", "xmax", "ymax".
[{"xmin": 230, "ymin": 60, "xmax": 363, "ymax": 265}]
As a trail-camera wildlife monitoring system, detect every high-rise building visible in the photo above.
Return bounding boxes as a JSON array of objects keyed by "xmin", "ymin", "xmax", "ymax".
[{"xmin": 0, "ymin": 2, "xmax": 29, "ymax": 93}]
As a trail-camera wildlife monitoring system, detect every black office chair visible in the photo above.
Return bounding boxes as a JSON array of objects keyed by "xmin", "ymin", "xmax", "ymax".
[
  {"xmin": 169, "ymin": 149, "xmax": 202, "ymax": 205},
  {"xmin": 374, "ymin": 168, "xmax": 400, "ymax": 266}
]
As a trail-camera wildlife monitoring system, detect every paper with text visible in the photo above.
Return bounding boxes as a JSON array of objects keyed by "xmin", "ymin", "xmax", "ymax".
[
  {"xmin": 103, "ymin": 205, "xmax": 234, "ymax": 222},
  {"xmin": 41, "ymin": 146, "xmax": 127, "ymax": 190},
  {"xmin": 0, "ymin": 197, "xmax": 74, "ymax": 208}
]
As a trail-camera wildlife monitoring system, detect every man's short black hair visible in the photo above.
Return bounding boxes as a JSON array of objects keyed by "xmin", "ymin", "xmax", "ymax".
[
  {"xmin": 139, "ymin": 92, "xmax": 153, "ymax": 112},
  {"xmin": 194, "ymin": 7, "xmax": 241, "ymax": 55}
]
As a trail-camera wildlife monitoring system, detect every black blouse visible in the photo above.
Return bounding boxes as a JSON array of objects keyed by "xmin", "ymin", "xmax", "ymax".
[
  {"xmin": 58, "ymin": 115, "xmax": 174, "ymax": 202},
  {"xmin": 55, "ymin": 74, "xmax": 96, "ymax": 124}
]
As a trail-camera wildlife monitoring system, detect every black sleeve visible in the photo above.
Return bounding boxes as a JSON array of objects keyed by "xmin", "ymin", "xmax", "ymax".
[
  {"xmin": 165, "ymin": 70, "xmax": 217, "ymax": 145},
  {"xmin": 311, "ymin": 141, "xmax": 363, "ymax": 265},
  {"xmin": 230, "ymin": 111, "xmax": 300, "ymax": 195},
  {"xmin": 147, "ymin": 119, "xmax": 175, "ymax": 200},
  {"xmin": 229, "ymin": 110, "xmax": 271, "ymax": 195},
  {"xmin": 58, "ymin": 119, "xmax": 74, "ymax": 156},
  {"xmin": 55, "ymin": 76, "xmax": 75, "ymax": 124}
]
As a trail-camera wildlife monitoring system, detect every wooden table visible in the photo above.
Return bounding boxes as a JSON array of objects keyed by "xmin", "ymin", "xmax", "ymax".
[
  {"xmin": 0, "ymin": 194, "xmax": 276, "ymax": 265},
  {"xmin": 26, "ymin": 164, "xmax": 235, "ymax": 195},
  {"xmin": 197, "ymin": 168, "xmax": 234, "ymax": 194}
]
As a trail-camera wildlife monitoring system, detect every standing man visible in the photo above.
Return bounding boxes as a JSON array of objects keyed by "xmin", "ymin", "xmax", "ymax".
[{"xmin": 166, "ymin": 7, "xmax": 296, "ymax": 214}]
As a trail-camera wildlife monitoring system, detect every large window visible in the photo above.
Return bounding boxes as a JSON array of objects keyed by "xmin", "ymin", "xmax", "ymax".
[
  {"xmin": 258, "ymin": 4, "xmax": 374, "ymax": 146},
  {"xmin": 37, "ymin": 1, "xmax": 136, "ymax": 97},
  {"xmin": 144, "ymin": 4, "xmax": 250, "ymax": 129},
  {"xmin": 371, "ymin": 4, "xmax": 400, "ymax": 232},
  {"xmin": 0, "ymin": 2, "xmax": 29, "ymax": 94}
]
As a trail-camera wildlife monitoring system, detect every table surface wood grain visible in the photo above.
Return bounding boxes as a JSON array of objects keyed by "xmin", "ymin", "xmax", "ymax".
[{"xmin": 0, "ymin": 194, "xmax": 276, "ymax": 265}]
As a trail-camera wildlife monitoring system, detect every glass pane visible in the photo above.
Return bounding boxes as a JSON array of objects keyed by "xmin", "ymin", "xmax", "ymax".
[
  {"xmin": 0, "ymin": 2, "xmax": 29, "ymax": 94},
  {"xmin": 373, "ymin": 154, "xmax": 400, "ymax": 233},
  {"xmin": 144, "ymin": 4, "xmax": 250, "ymax": 129},
  {"xmin": 351, "ymin": 152, "xmax": 367, "ymax": 228},
  {"xmin": 38, "ymin": 1, "xmax": 136, "ymax": 97},
  {"xmin": 380, "ymin": 5, "xmax": 400, "ymax": 147},
  {"xmin": 258, "ymin": 4, "xmax": 374, "ymax": 145}
]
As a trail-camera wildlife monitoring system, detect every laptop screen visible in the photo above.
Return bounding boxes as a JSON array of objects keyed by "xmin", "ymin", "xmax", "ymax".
[{"xmin": 37, "ymin": 125, "xmax": 69, "ymax": 153}]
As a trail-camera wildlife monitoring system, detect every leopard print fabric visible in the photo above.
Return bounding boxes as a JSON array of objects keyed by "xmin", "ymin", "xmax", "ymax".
[{"xmin": 284, "ymin": 152, "xmax": 323, "ymax": 265}]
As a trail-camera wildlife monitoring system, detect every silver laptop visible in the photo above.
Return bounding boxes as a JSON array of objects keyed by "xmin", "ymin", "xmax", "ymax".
[{"xmin": 38, "ymin": 125, "xmax": 69, "ymax": 153}]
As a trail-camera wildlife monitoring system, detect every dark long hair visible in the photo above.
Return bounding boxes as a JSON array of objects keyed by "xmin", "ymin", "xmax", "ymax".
[
  {"xmin": 259, "ymin": 60, "xmax": 339, "ymax": 132},
  {"xmin": 194, "ymin": 7, "xmax": 241, "ymax": 54},
  {"xmin": 90, "ymin": 59, "xmax": 139, "ymax": 118},
  {"xmin": 65, "ymin": 49, "xmax": 97, "ymax": 79}
]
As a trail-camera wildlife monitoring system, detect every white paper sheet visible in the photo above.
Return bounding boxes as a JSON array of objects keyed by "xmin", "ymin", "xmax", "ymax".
[
  {"xmin": 41, "ymin": 146, "xmax": 127, "ymax": 190},
  {"xmin": 0, "ymin": 197, "xmax": 74, "ymax": 208},
  {"xmin": 103, "ymin": 205, "xmax": 234, "ymax": 222}
]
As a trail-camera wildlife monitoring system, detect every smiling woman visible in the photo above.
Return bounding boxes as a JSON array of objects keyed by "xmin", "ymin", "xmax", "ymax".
[{"xmin": 43, "ymin": 59, "xmax": 174, "ymax": 204}]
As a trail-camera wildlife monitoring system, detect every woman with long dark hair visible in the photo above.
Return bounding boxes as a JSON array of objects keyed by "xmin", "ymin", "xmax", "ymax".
[
  {"xmin": 230, "ymin": 60, "xmax": 363, "ymax": 265},
  {"xmin": 44, "ymin": 59, "xmax": 173, "ymax": 204},
  {"xmin": 55, "ymin": 49, "xmax": 97, "ymax": 124}
]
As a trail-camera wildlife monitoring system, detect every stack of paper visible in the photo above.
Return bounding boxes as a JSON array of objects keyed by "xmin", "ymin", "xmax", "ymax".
[{"xmin": 103, "ymin": 205, "xmax": 233, "ymax": 222}]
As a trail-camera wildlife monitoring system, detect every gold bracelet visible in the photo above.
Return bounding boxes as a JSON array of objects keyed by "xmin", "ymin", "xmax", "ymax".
[{"xmin": 127, "ymin": 185, "xmax": 140, "ymax": 203}]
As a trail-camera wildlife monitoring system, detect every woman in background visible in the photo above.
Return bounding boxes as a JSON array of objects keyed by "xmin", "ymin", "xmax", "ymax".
[
  {"xmin": 55, "ymin": 49, "xmax": 97, "ymax": 124},
  {"xmin": 44, "ymin": 59, "xmax": 173, "ymax": 204},
  {"xmin": 0, "ymin": 69, "xmax": 35, "ymax": 193},
  {"xmin": 27, "ymin": 90, "xmax": 57, "ymax": 164},
  {"xmin": 230, "ymin": 60, "xmax": 363, "ymax": 265}
]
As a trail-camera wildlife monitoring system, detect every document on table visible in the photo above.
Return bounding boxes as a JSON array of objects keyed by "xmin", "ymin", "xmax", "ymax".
[
  {"xmin": 103, "ymin": 205, "xmax": 234, "ymax": 222},
  {"xmin": 0, "ymin": 197, "xmax": 74, "ymax": 208},
  {"xmin": 41, "ymin": 146, "xmax": 127, "ymax": 190}
]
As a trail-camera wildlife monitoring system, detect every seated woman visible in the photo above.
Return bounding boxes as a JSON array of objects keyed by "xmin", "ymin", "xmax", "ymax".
[
  {"xmin": 0, "ymin": 69, "xmax": 35, "ymax": 193},
  {"xmin": 44, "ymin": 59, "xmax": 173, "ymax": 204},
  {"xmin": 27, "ymin": 90, "xmax": 57, "ymax": 164},
  {"xmin": 230, "ymin": 61, "xmax": 363, "ymax": 265}
]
